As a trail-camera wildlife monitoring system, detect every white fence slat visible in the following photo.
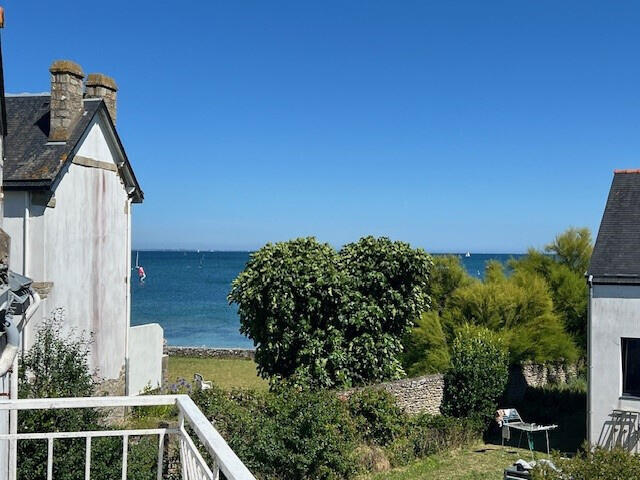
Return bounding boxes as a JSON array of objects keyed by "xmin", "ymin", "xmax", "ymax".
[
  {"xmin": 0, "ymin": 427, "xmax": 177, "ymax": 441},
  {"xmin": 122, "ymin": 434, "xmax": 128, "ymax": 480},
  {"xmin": 47, "ymin": 438, "xmax": 53, "ymax": 480},
  {"xmin": 156, "ymin": 432, "xmax": 165, "ymax": 480},
  {"xmin": 179, "ymin": 426, "xmax": 214, "ymax": 480},
  {"xmin": 0, "ymin": 395, "xmax": 177, "ymax": 411},
  {"xmin": 85, "ymin": 437, "xmax": 91, "ymax": 480},
  {"xmin": 177, "ymin": 395, "xmax": 255, "ymax": 480}
]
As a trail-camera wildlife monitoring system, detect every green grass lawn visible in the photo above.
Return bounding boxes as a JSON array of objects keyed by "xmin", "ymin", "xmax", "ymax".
[
  {"xmin": 167, "ymin": 356, "xmax": 268, "ymax": 391},
  {"xmin": 360, "ymin": 445, "xmax": 535, "ymax": 480}
]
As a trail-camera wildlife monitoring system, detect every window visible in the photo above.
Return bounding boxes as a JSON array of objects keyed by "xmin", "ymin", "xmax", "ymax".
[{"xmin": 622, "ymin": 338, "xmax": 640, "ymax": 397}]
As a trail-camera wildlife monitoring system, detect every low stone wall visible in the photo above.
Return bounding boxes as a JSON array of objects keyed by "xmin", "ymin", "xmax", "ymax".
[
  {"xmin": 165, "ymin": 345, "xmax": 255, "ymax": 360},
  {"xmin": 341, "ymin": 362, "xmax": 579, "ymax": 415},
  {"xmin": 341, "ymin": 374, "xmax": 444, "ymax": 415}
]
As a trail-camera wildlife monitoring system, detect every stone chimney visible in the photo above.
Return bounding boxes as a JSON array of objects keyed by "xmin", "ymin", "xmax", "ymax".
[
  {"xmin": 49, "ymin": 60, "xmax": 84, "ymax": 142},
  {"xmin": 85, "ymin": 73, "xmax": 118, "ymax": 125},
  {"xmin": 49, "ymin": 60, "xmax": 84, "ymax": 141}
]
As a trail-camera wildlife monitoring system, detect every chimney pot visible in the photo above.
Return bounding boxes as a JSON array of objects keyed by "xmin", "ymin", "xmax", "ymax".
[
  {"xmin": 85, "ymin": 73, "xmax": 118, "ymax": 125},
  {"xmin": 49, "ymin": 60, "xmax": 84, "ymax": 141}
]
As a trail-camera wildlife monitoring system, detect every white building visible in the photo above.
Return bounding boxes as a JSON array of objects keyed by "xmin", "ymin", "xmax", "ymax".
[
  {"xmin": 588, "ymin": 169, "xmax": 640, "ymax": 450},
  {"xmin": 1, "ymin": 60, "xmax": 161, "ymax": 393}
]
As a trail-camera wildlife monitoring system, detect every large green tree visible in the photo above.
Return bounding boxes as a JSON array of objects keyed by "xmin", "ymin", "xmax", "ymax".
[{"xmin": 228, "ymin": 236, "xmax": 432, "ymax": 388}]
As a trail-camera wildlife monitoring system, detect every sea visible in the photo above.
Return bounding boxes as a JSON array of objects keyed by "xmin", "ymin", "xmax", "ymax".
[{"xmin": 130, "ymin": 252, "xmax": 523, "ymax": 348}]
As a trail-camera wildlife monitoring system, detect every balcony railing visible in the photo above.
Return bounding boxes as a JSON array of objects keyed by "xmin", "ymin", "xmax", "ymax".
[{"xmin": 0, "ymin": 394, "xmax": 256, "ymax": 480}]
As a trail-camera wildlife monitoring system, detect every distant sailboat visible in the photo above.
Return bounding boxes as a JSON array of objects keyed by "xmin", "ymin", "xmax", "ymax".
[
  {"xmin": 134, "ymin": 251, "xmax": 146, "ymax": 282},
  {"xmin": 465, "ymin": 252, "xmax": 471, "ymax": 258}
]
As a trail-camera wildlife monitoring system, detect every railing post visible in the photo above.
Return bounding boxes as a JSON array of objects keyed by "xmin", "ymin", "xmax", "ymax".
[
  {"xmin": 85, "ymin": 437, "xmax": 91, "ymax": 480},
  {"xmin": 46, "ymin": 438, "xmax": 53, "ymax": 480},
  {"xmin": 121, "ymin": 435, "xmax": 128, "ymax": 480},
  {"xmin": 156, "ymin": 432, "xmax": 164, "ymax": 480}
]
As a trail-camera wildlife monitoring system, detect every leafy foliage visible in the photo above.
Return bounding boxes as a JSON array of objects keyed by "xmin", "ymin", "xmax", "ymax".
[
  {"xmin": 189, "ymin": 381, "xmax": 481, "ymax": 479},
  {"xmin": 441, "ymin": 325, "xmax": 509, "ymax": 422},
  {"xmin": 401, "ymin": 312, "xmax": 450, "ymax": 376},
  {"xmin": 229, "ymin": 236, "xmax": 432, "ymax": 388},
  {"xmin": 347, "ymin": 388, "xmax": 405, "ymax": 446},
  {"xmin": 545, "ymin": 227, "xmax": 593, "ymax": 275},
  {"xmin": 444, "ymin": 264, "xmax": 578, "ymax": 363},
  {"xmin": 386, "ymin": 414, "xmax": 482, "ymax": 467},
  {"xmin": 533, "ymin": 446, "xmax": 640, "ymax": 480},
  {"xmin": 18, "ymin": 315, "xmax": 157, "ymax": 480},
  {"xmin": 428, "ymin": 255, "xmax": 474, "ymax": 314},
  {"xmin": 192, "ymin": 385, "xmax": 358, "ymax": 480},
  {"xmin": 510, "ymin": 248, "xmax": 588, "ymax": 352}
]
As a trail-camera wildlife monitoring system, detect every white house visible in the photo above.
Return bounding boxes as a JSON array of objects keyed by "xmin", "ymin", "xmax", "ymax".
[
  {"xmin": 588, "ymin": 169, "xmax": 640, "ymax": 450},
  {"xmin": 1, "ymin": 60, "xmax": 162, "ymax": 394}
]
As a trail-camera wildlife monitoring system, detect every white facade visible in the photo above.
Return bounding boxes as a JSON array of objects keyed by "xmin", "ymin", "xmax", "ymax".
[
  {"xmin": 3, "ymin": 112, "xmax": 132, "ymax": 382},
  {"xmin": 589, "ymin": 282, "xmax": 640, "ymax": 451}
]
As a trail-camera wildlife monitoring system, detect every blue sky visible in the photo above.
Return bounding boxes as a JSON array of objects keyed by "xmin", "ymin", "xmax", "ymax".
[{"xmin": 2, "ymin": 1, "xmax": 639, "ymax": 252}]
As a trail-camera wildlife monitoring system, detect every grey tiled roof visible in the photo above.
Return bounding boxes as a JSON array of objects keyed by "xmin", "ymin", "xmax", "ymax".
[
  {"xmin": 4, "ymin": 95, "xmax": 101, "ymax": 187},
  {"xmin": 589, "ymin": 171, "xmax": 640, "ymax": 284}
]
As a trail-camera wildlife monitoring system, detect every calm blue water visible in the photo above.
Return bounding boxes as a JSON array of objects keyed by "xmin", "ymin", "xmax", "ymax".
[{"xmin": 131, "ymin": 252, "xmax": 523, "ymax": 347}]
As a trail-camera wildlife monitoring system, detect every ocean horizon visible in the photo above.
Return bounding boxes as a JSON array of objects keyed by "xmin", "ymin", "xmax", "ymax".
[{"xmin": 130, "ymin": 251, "xmax": 523, "ymax": 348}]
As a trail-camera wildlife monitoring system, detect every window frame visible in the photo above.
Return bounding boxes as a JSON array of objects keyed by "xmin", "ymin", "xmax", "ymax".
[{"xmin": 622, "ymin": 337, "xmax": 640, "ymax": 398}]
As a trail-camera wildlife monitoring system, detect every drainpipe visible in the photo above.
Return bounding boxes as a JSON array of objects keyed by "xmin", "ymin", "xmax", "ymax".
[
  {"xmin": 22, "ymin": 192, "xmax": 28, "ymax": 277},
  {"xmin": 587, "ymin": 274, "xmax": 593, "ymax": 445},
  {"xmin": 124, "ymin": 198, "xmax": 132, "ymax": 395}
]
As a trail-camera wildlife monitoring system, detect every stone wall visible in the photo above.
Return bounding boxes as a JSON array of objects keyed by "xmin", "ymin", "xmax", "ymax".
[
  {"xmin": 341, "ymin": 362, "xmax": 579, "ymax": 416},
  {"xmin": 165, "ymin": 345, "xmax": 255, "ymax": 360},
  {"xmin": 504, "ymin": 361, "xmax": 580, "ymax": 402},
  {"xmin": 341, "ymin": 374, "xmax": 444, "ymax": 415}
]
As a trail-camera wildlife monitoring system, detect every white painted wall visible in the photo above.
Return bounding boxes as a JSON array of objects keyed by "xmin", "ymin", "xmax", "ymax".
[
  {"xmin": 589, "ymin": 283, "xmax": 640, "ymax": 451},
  {"xmin": 128, "ymin": 324, "xmax": 164, "ymax": 395},
  {"xmin": 3, "ymin": 116, "xmax": 131, "ymax": 381}
]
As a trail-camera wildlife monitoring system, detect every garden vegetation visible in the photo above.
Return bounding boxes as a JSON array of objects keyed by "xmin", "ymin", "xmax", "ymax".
[
  {"xmin": 402, "ymin": 227, "xmax": 591, "ymax": 375},
  {"xmin": 229, "ymin": 236, "xmax": 432, "ymax": 388}
]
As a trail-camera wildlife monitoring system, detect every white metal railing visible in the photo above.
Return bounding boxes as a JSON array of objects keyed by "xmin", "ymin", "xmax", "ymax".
[{"xmin": 0, "ymin": 394, "xmax": 254, "ymax": 480}]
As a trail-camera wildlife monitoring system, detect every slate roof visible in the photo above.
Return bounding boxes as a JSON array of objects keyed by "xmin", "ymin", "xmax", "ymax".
[
  {"xmin": 589, "ymin": 171, "xmax": 640, "ymax": 284},
  {"xmin": 2, "ymin": 95, "xmax": 142, "ymax": 202}
]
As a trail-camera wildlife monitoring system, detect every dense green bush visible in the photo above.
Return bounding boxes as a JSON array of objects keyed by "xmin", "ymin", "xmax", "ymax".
[
  {"xmin": 18, "ymin": 316, "xmax": 157, "ymax": 480},
  {"xmin": 229, "ymin": 236, "xmax": 432, "ymax": 389},
  {"xmin": 347, "ymin": 388, "xmax": 405, "ymax": 446},
  {"xmin": 441, "ymin": 325, "xmax": 509, "ymax": 423},
  {"xmin": 532, "ymin": 446, "xmax": 640, "ymax": 480},
  {"xmin": 193, "ymin": 385, "xmax": 358, "ymax": 480}
]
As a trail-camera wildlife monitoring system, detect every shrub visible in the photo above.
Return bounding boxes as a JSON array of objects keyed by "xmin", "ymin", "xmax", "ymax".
[
  {"xmin": 441, "ymin": 324, "xmax": 509, "ymax": 423},
  {"xmin": 347, "ymin": 388, "xmax": 405, "ymax": 446},
  {"xmin": 532, "ymin": 446, "xmax": 640, "ymax": 480},
  {"xmin": 229, "ymin": 236, "xmax": 432, "ymax": 389},
  {"xmin": 386, "ymin": 414, "xmax": 482, "ymax": 467},
  {"xmin": 193, "ymin": 384, "xmax": 358, "ymax": 480}
]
